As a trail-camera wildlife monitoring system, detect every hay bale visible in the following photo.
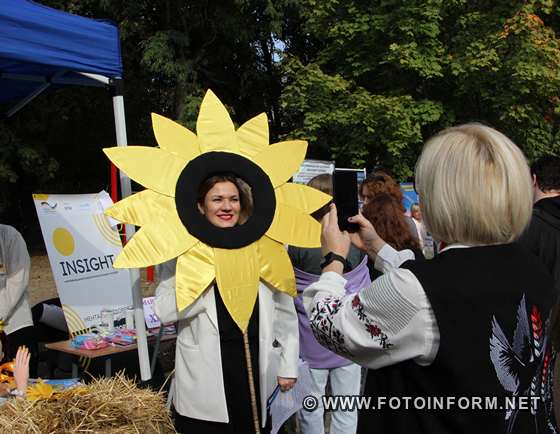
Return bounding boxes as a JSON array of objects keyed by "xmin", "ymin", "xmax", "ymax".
[{"xmin": 0, "ymin": 372, "xmax": 175, "ymax": 433}]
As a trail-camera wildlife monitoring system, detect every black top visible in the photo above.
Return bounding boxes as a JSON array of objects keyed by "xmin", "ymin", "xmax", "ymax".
[
  {"xmin": 214, "ymin": 285, "xmax": 259, "ymax": 341},
  {"xmin": 360, "ymin": 244, "xmax": 556, "ymax": 434},
  {"xmin": 518, "ymin": 196, "xmax": 560, "ymax": 294},
  {"xmin": 200, "ymin": 287, "xmax": 265, "ymax": 433}
]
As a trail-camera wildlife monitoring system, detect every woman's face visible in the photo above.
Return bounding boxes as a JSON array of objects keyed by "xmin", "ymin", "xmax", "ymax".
[
  {"xmin": 360, "ymin": 184, "xmax": 371, "ymax": 205},
  {"xmin": 198, "ymin": 181, "xmax": 241, "ymax": 228}
]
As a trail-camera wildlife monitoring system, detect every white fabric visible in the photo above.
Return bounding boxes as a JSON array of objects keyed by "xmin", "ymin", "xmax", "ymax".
[
  {"xmin": 154, "ymin": 259, "xmax": 299, "ymax": 426},
  {"xmin": 298, "ymin": 363, "xmax": 361, "ymax": 434},
  {"xmin": 373, "ymin": 244, "xmax": 415, "ymax": 273},
  {"xmin": 303, "ymin": 244, "xmax": 441, "ymax": 369},
  {"xmin": 0, "ymin": 225, "xmax": 33, "ymax": 335},
  {"xmin": 412, "ymin": 218, "xmax": 426, "ymax": 249}
]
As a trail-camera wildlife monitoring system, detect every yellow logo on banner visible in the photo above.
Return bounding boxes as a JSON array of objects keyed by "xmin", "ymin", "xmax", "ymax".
[{"xmin": 52, "ymin": 228, "xmax": 75, "ymax": 256}]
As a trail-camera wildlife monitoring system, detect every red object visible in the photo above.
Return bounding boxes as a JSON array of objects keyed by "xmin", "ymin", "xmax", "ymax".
[{"xmin": 110, "ymin": 163, "xmax": 118, "ymax": 202}]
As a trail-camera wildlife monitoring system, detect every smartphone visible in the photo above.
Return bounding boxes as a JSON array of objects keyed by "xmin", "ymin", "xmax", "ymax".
[{"xmin": 332, "ymin": 170, "xmax": 360, "ymax": 232}]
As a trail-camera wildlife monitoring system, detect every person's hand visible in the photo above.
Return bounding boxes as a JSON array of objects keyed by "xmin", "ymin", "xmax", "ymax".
[
  {"xmin": 277, "ymin": 376, "xmax": 296, "ymax": 392},
  {"xmin": 320, "ymin": 204, "xmax": 351, "ymax": 259},
  {"xmin": 348, "ymin": 213, "xmax": 385, "ymax": 256},
  {"xmin": 14, "ymin": 346, "xmax": 30, "ymax": 394}
]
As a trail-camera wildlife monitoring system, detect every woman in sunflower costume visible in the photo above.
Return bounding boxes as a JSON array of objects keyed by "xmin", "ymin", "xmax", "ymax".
[{"xmin": 103, "ymin": 90, "xmax": 331, "ymax": 433}]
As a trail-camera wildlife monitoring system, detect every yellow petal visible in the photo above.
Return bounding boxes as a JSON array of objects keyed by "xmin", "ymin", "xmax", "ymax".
[
  {"xmin": 253, "ymin": 140, "xmax": 307, "ymax": 187},
  {"xmin": 113, "ymin": 211, "xmax": 197, "ymax": 268},
  {"xmin": 105, "ymin": 190, "xmax": 174, "ymax": 226},
  {"xmin": 236, "ymin": 113, "xmax": 269, "ymax": 157},
  {"xmin": 175, "ymin": 243, "xmax": 215, "ymax": 312},
  {"xmin": 104, "ymin": 147, "xmax": 186, "ymax": 197},
  {"xmin": 266, "ymin": 203, "xmax": 322, "ymax": 248},
  {"xmin": 257, "ymin": 237, "xmax": 296, "ymax": 297},
  {"xmin": 214, "ymin": 244, "xmax": 259, "ymax": 332},
  {"xmin": 26, "ymin": 381, "xmax": 55, "ymax": 401},
  {"xmin": 151, "ymin": 113, "xmax": 201, "ymax": 159},
  {"xmin": 275, "ymin": 183, "xmax": 331, "ymax": 215},
  {"xmin": 196, "ymin": 89, "xmax": 238, "ymax": 153}
]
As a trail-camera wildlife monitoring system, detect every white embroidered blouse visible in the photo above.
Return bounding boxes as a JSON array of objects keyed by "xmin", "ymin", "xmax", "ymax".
[{"xmin": 302, "ymin": 244, "xmax": 469, "ymax": 369}]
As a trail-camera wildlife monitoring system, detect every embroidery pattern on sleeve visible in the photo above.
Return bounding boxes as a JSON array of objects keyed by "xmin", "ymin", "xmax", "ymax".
[
  {"xmin": 310, "ymin": 296, "xmax": 352, "ymax": 356},
  {"xmin": 352, "ymin": 294, "xmax": 393, "ymax": 349}
]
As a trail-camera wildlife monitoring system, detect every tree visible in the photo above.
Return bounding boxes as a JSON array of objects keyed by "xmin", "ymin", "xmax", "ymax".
[
  {"xmin": 1, "ymin": 0, "xmax": 289, "ymax": 239},
  {"xmin": 279, "ymin": 0, "xmax": 560, "ymax": 178}
]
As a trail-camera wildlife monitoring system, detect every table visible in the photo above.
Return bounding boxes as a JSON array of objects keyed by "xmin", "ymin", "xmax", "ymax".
[{"xmin": 46, "ymin": 334, "xmax": 176, "ymax": 378}]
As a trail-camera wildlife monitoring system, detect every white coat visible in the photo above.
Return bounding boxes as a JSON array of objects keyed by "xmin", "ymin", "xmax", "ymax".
[
  {"xmin": 0, "ymin": 224, "xmax": 33, "ymax": 335},
  {"xmin": 155, "ymin": 259, "xmax": 299, "ymax": 426}
]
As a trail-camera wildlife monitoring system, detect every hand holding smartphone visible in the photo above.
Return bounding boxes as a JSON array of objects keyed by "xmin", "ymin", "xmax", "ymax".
[{"xmin": 332, "ymin": 170, "xmax": 360, "ymax": 233}]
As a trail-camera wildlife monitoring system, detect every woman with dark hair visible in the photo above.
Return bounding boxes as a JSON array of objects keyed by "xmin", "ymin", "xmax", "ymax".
[
  {"xmin": 196, "ymin": 174, "xmax": 254, "ymax": 227},
  {"xmin": 359, "ymin": 171, "xmax": 418, "ymax": 242},
  {"xmin": 359, "ymin": 171, "xmax": 404, "ymax": 206},
  {"xmin": 360, "ymin": 193, "xmax": 423, "ymax": 280},
  {"xmin": 156, "ymin": 173, "xmax": 299, "ymax": 434},
  {"xmin": 361, "ymin": 193, "xmax": 421, "ymax": 253}
]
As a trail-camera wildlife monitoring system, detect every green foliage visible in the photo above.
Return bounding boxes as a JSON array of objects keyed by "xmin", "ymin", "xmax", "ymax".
[
  {"xmin": 280, "ymin": 0, "xmax": 560, "ymax": 179},
  {"xmin": 1, "ymin": 0, "xmax": 290, "ymax": 232},
  {"xmin": 280, "ymin": 58, "xmax": 443, "ymax": 178},
  {"xmin": 0, "ymin": 123, "xmax": 58, "ymax": 217},
  {"xmin": 3, "ymin": 0, "xmax": 560, "ymax": 232}
]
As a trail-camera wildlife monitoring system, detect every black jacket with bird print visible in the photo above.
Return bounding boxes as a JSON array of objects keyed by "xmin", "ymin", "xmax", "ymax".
[{"xmin": 359, "ymin": 244, "xmax": 556, "ymax": 434}]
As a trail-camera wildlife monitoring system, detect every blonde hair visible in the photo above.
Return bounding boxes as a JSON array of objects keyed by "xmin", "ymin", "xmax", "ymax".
[{"xmin": 415, "ymin": 123, "xmax": 532, "ymax": 245}]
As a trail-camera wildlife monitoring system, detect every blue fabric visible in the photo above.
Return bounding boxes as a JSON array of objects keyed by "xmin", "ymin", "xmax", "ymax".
[{"xmin": 0, "ymin": 0, "xmax": 122, "ymax": 102}]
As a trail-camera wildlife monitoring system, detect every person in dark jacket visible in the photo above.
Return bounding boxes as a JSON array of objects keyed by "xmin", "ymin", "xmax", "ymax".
[
  {"xmin": 519, "ymin": 156, "xmax": 560, "ymax": 293},
  {"xmin": 519, "ymin": 156, "xmax": 560, "ymax": 430}
]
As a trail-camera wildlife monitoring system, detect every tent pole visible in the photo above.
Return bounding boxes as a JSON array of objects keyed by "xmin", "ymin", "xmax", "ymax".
[
  {"xmin": 111, "ymin": 78, "xmax": 152, "ymax": 382},
  {"xmin": 5, "ymin": 82, "xmax": 50, "ymax": 118}
]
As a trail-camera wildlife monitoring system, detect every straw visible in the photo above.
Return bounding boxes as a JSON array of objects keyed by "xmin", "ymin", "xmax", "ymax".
[{"xmin": 0, "ymin": 372, "xmax": 175, "ymax": 433}]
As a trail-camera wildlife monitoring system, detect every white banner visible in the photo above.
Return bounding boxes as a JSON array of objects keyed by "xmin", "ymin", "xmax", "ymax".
[
  {"xmin": 292, "ymin": 159, "xmax": 335, "ymax": 185},
  {"xmin": 33, "ymin": 191, "xmax": 133, "ymax": 334}
]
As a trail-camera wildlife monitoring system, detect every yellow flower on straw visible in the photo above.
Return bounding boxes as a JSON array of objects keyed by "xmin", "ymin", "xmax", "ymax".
[
  {"xmin": 103, "ymin": 89, "xmax": 330, "ymax": 331},
  {"xmin": 26, "ymin": 381, "xmax": 55, "ymax": 401}
]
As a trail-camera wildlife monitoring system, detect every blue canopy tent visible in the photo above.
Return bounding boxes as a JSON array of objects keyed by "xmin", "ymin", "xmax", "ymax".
[
  {"xmin": 0, "ymin": 0, "xmax": 122, "ymax": 114},
  {"xmin": 0, "ymin": 0, "xmax": 152, "ymax": 381}
]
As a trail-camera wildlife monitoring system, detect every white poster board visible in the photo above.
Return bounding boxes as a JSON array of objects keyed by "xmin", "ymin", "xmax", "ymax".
[
  {"xmin": 292, "ymin": 159, "xmax": 335, "ymax": 185},
  {"xmin": 33, "ymin": 191, "xmax": 133, "ymax": 334}
]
